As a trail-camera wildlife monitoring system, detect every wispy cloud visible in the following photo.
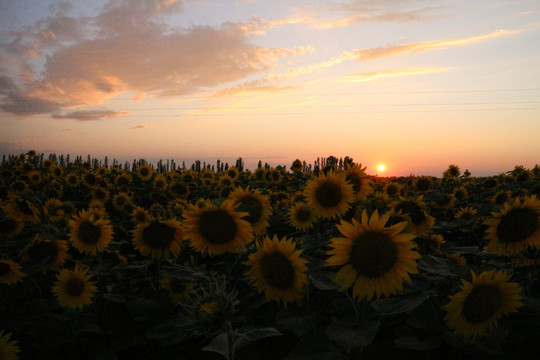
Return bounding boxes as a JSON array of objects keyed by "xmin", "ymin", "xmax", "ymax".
[
  {"xmin": 52, "ymin": 110, "xmax": 129, "ymax": 121},
  {"xmin": 341, "ymin": 67, "xmax": 455, "ymax": 81},
  {"xmin": 352, "ymin": 29, "xmax": 518, "ymax": 61},
  {"xmin": 130, "ymin": 124, "xmax": 151, "ymax": 130}
]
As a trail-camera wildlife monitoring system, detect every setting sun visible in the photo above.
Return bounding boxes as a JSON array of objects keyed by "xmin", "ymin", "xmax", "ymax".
[{"xmin": 377, "ymin": 164, "xmax": 386, "ymax": 172}]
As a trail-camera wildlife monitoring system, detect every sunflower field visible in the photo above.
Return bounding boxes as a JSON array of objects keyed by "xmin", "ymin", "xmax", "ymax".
[{"xmin": 1, "ymin": 152, "xmax": 539, "ymax": 360}]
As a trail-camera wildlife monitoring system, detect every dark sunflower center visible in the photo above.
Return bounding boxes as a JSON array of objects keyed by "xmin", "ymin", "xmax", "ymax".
[
  {"xmin": 350, "ymin": 231, "xmax": 398, "ymax": 278},
  {"xmin": 199, "ymin": 210, "xmax": 238, "ymax": 244},
  {"xmin": 0, "ymin": 218, "xmax": 18, "ymax": 234},
  {"xmin": 0, "ymin": 262, "xmax": 11, "ymax": 276},
  {"xmin": 237, "ymin": 197, "xmax": 263, "ymax": 224},
  {"xmin": 142, "ymin": 221, "xmax": 175, "ymax": 249},
  {"xmin": 346, "ymin": 174, "xmax": 362, "ymax": 193},
  {"xmin": 495, "ymin": 193, "xmax": 508, "ymax": 204},
  {"xmin": 497, "ymin": 208, "xmax": 538, "ymax": 244},
  {"xmin": 94, "ymin": 189, "xmax": 107, "ymax": 200},
  {"xmin": 27, "ymin": 241, "xmax": 59, "ymax": 263},
  {"xmin": 78, "ymin": 220, "xmax": 102, "ymax": 244},
  {"xmin": 386, "ymin": 185, "xmax": 398, "ymax": 197},
  {"xmin": 271, "ymin": 171, "xmax": 281, "ymax": 181},
  {"xmin": 315, "ymin": 181, "xmax": 343, "ymax": 208},
  {"xmin": 169, "ymin": 277, "xmax": 186, "ymax": 293},
  {"xmin": 395, "ymin": 201, "xmax": 426, "ymax": 225},
  {"xmin": 84, "ymin": 174, "xmax": 97, "ymax": 185},
  {"xmin": 260, "ymin": 253, "xmax": 295, "ymax": 289},
  {"xmin": 134, "ymin": 211, "xmax": 148, "ymax": 223},
  {"xmin": 461, "ymin": 284, "xmax": 502, "ymax": 323},
  {"xmin": 454, "ymin": 190, "xmax": 465, "ymax": 200},
  {"xmin": 416, "ymin": 179, "xmax": 431, "ymax": 191},
  {"xmin": 117, "ymin": 176, "xmax": 129, "ymax": 186},
  {"xmin": 140, "ymin": 168, "xmax": 150, "ymax": 176},
  {"xmin": 68, "ymin": 175, "xmax": 78, "ymax": 184},
  {"xmin": 65, "ymin": 276, "xmax": 85, "ymax": 297},
  {"xmin": 295, "ymin": 209, "xmax": 311, "ymax": 223}
]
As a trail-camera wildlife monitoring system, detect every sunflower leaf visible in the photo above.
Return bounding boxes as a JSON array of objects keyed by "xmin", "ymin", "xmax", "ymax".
[
  {"xmin": 370, "ymin": 291, "xmax": 432, "ymax": 316},
  {"xmin": 325, "ymin": 316, "xmax": 380, "ymax": 350}
]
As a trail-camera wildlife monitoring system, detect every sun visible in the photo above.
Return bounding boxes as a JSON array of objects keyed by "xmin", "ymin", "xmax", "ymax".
[{"xmin": 377, "ymin": 164, "xmax": 385, "ymax": 172}]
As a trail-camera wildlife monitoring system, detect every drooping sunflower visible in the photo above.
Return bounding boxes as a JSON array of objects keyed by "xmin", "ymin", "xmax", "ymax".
[
  {"xmin": 345, "ymin": 164, "xmax": 372, "ymax": 200},
  {"xmin": 52, "ymin": 264, "xmax": 97, "ymax": 310},
  {"xmin": 21, "ymin": 235, "xmax": 68, "ymax": 272},
  {"xmin": 245, "ymin": 235, "xmax": 309, "ymax": 307},
  {"xmin": 484, "ymin": 195, "xmax": 540, "ymax": 254},
  {"xmin": 0, "ymin": 259, "xmax": 26, "ymax": 285},
  {"xmin": 288, "ymin": 202, "xmax": 318, "ymax": 231},
  {"xmin": 68, "ymin": 210, "xmax": 114, "ymax": 255},
  {"xmin": 390, "ymin": 196, "xmax": 435, "ymax": 236},
  {"xmin": 160, "ymin": 276, "xmax": 195, "ymax": 304},
  {"xmin": 228, "ymin": 187, "xmax": 272, "ymax": 236},
  {"xmin": 304, "ymin": 171, "xmax": 355, "ymax": 219},
  {"xmin": 136, "ymin": 164, "xmax": 154, "ymax": 181},
  {"xmin": 442, "ymin": 270, "xmax": 523, "ymax": 341},
  {"xmin": 326, "ymin": 210, "xmax": 420, "ymax": 301},
  {"xmin": 132, "ymin": 217, "xmax": 184, "ymax": 259},
  {"xmin": 184, "ymin": 200, "xmax": 253, "ymax": 256},
  {"xmin": 6, "ymin": 194, "xmax": 40, "ymax": 224},
  {"xmin": 0, "ymin": 330, "xmax": 20, "ymax": 360}
]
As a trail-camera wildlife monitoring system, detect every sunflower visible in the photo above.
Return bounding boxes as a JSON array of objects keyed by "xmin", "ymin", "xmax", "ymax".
[
  {"xmin": 228, "ymin": 187, "xmax": 272, "ymax": 236},
  {"xmin": 484, "ymin": 195, "xmax": 540, "ymax": 254},
  {"xmin": 491, "ymin": 190, "xmax": 512, "ymax": 205},
  {"xmin": 304, "ymin": 171, "xmax": 355, "ymax": 219},
  {"xmin": 0, "ymin": 259, "xmax": 26, "ymax": 285},
  {"xmin": 28, "ymin": 170, "xmax": 42, "ymax": 185},
  {"xmin": 224, "ymin": 166, "xmax": 240, "ymax": 181},
  {"xmin": 168, "ymin": 181, "xmax": 190, "ymax": 198},
  {"xmin": 390, "ymin": 196, "xmax": 435, "ymax": 236},
  {"xmin": 91, "ymin": 187, "xmax": 110, "ymax": 204},
  {"xmin": 112, "ymin": 192, "xmax": 132, "ymax": 212},
  {"xmin": 217, "ymin": 175, "xmax": 234, "ymax": 188},
  {"xmin": 455, "ymin": 206, "xmax": 478, "ymax": 220},
  {"xmin": 245, "ymin": 235, "xmax": 309, "ymax": 307},
  {"xmin": 326, "ymin": 210, "xmax": 420, "ymax": 301},
  {"xmin": 132, "ymin": 217, "xmax": 184, "ymax": 259},
  {"xmin": 51, "ymin": 165, "xmax": 64, "ymax": 178},
  {"xmin": 184, "ymin": 200, "xmax": 253, "ymax": 256},
  {"xmin": 217, "ymin": 185, "xmax": 234, "ymax": 199},
  {"xmin": 6, "ymin": 194, "xmax": 40, "ymax": 224},
  {"xmin": 412, "ymin": 176, "xmax": 433, "ymax": 194},
  {"xmin": 443, "ymin": 164, "xmax": 461, "ymax": 179},
  {"xmin": 114, "ymin": 173, "xmax": 132, "ymax": 187},
  {"xmin": 452, "ymin": 186, "xmax": 468, "ymax": 201},
  {"xmin": 68, "ymin": 210, "xmax": 114, "ymax": 255},
  {"xmin": 442, "ymin": 270, "xmax": 523, "ymax": 341},
  {"xmin": 21, "ymin": 235, "xmax": 68, "ymax": 272},
  {"xmin": 160, "ymin": 276, "xmax": 195, "ymax": 304},
  {"xmin": 383, "ymin": 181, "xmax": 403, "ymax": 198},
  {"xmin": 251, "ymin": 168, "xmax": 266, "ymax": 182},
  {"xmin": 64, "ymin": 173, "xmax": 80, "ymax": 187},
  {"xmin": 0, "ymin": 330, "xmax": 20, "ymax": 360},
  {"xmin": 81, "ymin": 171, "xmax": 100, "ymax": 188},
  {"xmin": 291, "ymin": 159, "xmax": 303, "ymax": 173},
  {"xmin": 267, "ymin": 168, "xmax": 283, "ymax": 184},
  {"xmin": 0, "ymin": 212, "xmax": 24, "ymax": 239},
  {"xmin": 52, "ymin": 264, "xmax": 97, "ymax": 310},
  {"xmin": 288, "ymin": 202, "xmax": 318, "ymax": 231},
  {"xmin": 153, "ymin": 173, "xmax": 168, "ymax": 190},
  {"xmin": 136, "ymin": 164, "xmax": 154, "ymax": 181},
  {"xmin": 345, "ymin": 164, "xmax": 372, "ymax": 200}
]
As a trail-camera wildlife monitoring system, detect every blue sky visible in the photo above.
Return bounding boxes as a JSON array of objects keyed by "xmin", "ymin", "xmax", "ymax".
[{"xmin": 1, "ymin": 0, "xmax": 539, "ymax": 176}]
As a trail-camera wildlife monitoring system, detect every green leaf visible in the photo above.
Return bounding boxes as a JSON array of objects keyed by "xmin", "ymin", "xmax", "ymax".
[
  {"xmin": 370, "ymin": 291, "xmax": 432, "ymax": 316},
  {"xmin": 325, "ymin": 317, "xmax": 380, "ymax": 351},
  {"xmin": 202, "ymin": 332, "xmax": 229, "ymax": 359},
  {"xmin": 309, "ymin": 270, "xmax": 339, "ymax": 291},
  {"xmin": 234, "ymin": 326, "xmax": 281, "ymax": 349}
]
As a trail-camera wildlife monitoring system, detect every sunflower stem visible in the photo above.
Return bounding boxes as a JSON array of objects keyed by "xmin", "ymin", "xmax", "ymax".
[
  {"xmin": 343, "ymin": 290, "xmax": 362, "ymax": 329},
  {"xmin": 225, "ymin": 320, "xmax": 235, "ymax": 360}
]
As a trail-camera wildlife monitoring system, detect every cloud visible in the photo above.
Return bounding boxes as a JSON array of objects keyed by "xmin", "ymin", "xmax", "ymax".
[
  {"xmin": 52, "ymin": 110, "xmax": 129, "ymax": 121},
  {"xmin": 341, "ymin": 67, "xmax": 455, "ymax": 81},
  {"xmin": 0, "ymin": 0, "xmax": 306, "ymax": 117},
  {"xmin": 130, "ymin": 124, "xmax": 150, "ymax": 130},
  {"xmin": 352, "ymin": 29, "xmax": 518, "ymax": 61}
]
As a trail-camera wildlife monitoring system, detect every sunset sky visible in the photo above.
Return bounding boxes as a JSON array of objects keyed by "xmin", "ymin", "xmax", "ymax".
[{"xmin": 1, "ymin": 0, "xmax": 539, "ymax": 176}]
